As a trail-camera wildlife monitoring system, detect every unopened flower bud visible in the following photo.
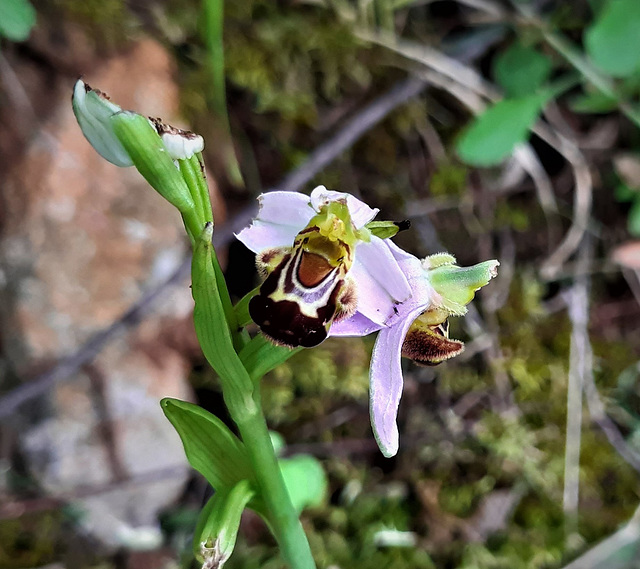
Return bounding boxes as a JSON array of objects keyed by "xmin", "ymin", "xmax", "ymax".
[
  {"xmin": 149, "ymin": 117, "xmax": 204, "ymax": 160},
  {"xmin": 194, "ymin": 480, "xmax": 254, "ymax": 569},
  {"xmin": 72, "ymin": 80, "xmax": 133, "ymax": 167}
]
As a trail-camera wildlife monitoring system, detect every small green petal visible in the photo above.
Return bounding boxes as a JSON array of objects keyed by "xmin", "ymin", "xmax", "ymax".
[
  {"xmin": 307, "ymin": 200, "xmax": 360, "ymax": 249},
  {"xmin": 365, "ymin": 220, "xmax": 411, "ymax": 240},
  {"xmin": 427, "ymin": 259, "xmax": 499, "ymax": 314}
]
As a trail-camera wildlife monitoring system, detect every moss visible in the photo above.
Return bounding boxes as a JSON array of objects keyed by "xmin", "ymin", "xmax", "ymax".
[
  {"xmin": 261, "ymin": 337, "xmax": 370, "ymax": 428},
  {"xmin": 51, "ymin": 0, "xmax": 133, "ymax": 50},
  {"xmin": 0, "ymin": 512, "xmax": 60, "ymax": 568},
  {"xmin": 429, "ymin": 162, "xmax": 468, "ymax": 198}
]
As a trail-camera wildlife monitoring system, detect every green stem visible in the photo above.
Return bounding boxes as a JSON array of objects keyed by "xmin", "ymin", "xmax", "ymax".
[
  {"xmin": 234, "ymin": 399, "xmax": 316, "ymax": 569},
  {"xmin": 181, "ymin": 207, "xmax": 201, "ymax": 246},
  {"xmin": 180, "ymin": 159, "xmax": 209, "ymax": 226},
  {"xmin": 202, "ymin": 0, "xmax": 244, "ymax": 186},
  {"xmin": 192, "ymin": 225, "xmax": 314, "ymax": 569}
]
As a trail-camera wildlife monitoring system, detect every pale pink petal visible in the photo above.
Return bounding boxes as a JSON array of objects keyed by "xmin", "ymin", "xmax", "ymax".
[
  {"xmin": 357, "ymin": 238, "xmax": 412, "ymax": 301},
  {"xmin": 310, "ymin": 186, "xmax": 379, "ymax": 229},
  {"xmin": 330, "ymin": 312, "xmax": 382, "ymax": 337},
  {"xmin": 236, "ymin": 222, "xmax": 297, "ymax": 252},
  {"xmin": 235, "ymin": 191, "xmax": 313, "ymax": 252},
  {"xmin": 342, "ymin": 238, "xmax": 417, "ymax": 328},
  {"xmin": 369, "ymin": 304, "xmax": 425, "ymax": 457},
  {"xmin": 385, "ymin": 242, "xmax": 440, "ymax": 316}
]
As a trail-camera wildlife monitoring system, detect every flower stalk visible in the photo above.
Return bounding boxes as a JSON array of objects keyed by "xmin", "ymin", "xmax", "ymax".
[{"xmin": 73, "ymin": 81, "xmax": 318, "ymax": 568}]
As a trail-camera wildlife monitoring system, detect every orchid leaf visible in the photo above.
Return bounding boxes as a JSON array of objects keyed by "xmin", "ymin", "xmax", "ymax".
[
  {"xmin": 239, "ymin": 335, "xmax": 302, "ymax": 384},
  {"xmin": 161, "ymin": 398, "xmax": 253, "ymax": 490}
]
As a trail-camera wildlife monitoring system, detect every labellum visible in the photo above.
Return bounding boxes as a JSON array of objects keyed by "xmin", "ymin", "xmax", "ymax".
[
  {"xmin": 249, "ymin": 200, "xmax": 360, "ymax": 348},
  {"xmin": 402, "ymin": 309, "xmax": 464, "ymax": 365}
]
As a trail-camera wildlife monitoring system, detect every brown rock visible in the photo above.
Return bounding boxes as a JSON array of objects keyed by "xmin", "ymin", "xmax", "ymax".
[{"xmin": 1, "ymin": 40, "xmax": 223, "ymax": 549}]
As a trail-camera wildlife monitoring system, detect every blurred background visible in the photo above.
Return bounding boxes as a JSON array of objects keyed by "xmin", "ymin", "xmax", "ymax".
[{"xmin": 0, "ymin": 0, "xmax": 639, "ymax": 567}]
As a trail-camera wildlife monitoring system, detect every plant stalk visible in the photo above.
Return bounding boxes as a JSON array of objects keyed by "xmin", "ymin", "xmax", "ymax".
[
  {"xmin": 234, "ymin": 397, "xmax": 316, "ymax": 569},
  {"xmin": 187, "ymin": 163, "xmax": 315, "ymax": 568}
]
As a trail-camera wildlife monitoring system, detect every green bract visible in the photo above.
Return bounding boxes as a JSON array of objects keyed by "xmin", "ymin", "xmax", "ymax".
[
  {"xmin": 161, "ymin": 398, "xmax": 253, "ymax": 490},
  {"xmin": 194, "ymin": 480, "xmax": 254, "ymax": 568}
]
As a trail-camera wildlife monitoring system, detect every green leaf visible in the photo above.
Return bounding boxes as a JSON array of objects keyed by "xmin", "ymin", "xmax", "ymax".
[
  {"xmin": 588, "ymin": 0, "xmax": 608, "ymax": 17},
  {"xmin": 615, "ymin": 183, "xmax": 638, "ymax": 203},
  {"xmin": 234, "ymin": 287, "xmax": 259, "ymax": 328},
  {"xmin": 161, "ymin": 398, "xmax": 253, "ymax": 490},
  {"xmin": 279, "ymin": 455, "xmax": 327, "ymax": 513},
  {"xmin": 239, "ymin": 335, "xmax": 302, "ymax": 384},
  {"xmin": 628, "ymin": 198, "xmax": 640, "ymax": 236},
  {"xmin": 456, "ymin": 94, "xmax": 548, "ymax": 166},
  {"xmin": 192, "ymin": 224, "xmax": 255, "ymax": 407},
  {"xmin": 570, "ymin": 91, "xmax": 619, "ymax": 114},
  {"xmin": 0, "ymin": 0, "xmax": 36, "ymax": 42},
  {"xmin": 585, "ymin": 0, "xmax": 640, "ymax": 77},
  {"xmin": 493, "ymin": 43, "xmax": 552, "ymax": 98}
]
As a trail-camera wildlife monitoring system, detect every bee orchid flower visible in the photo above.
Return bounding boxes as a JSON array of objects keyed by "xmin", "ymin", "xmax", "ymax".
[
  {"xmin": 237, "ymin": 187, "xmax": 499, "ymax": 457},
  {"xmin": 237, "ymin": 186, "xmax": 414, "ymax": 347}
]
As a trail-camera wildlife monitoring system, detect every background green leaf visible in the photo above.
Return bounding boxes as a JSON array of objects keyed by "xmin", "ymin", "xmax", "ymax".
[
  {"xmin": 0, "ymin": 0, "xmax": 36, "ymax": 42},
  {"xmin": 279, "ymin": 455, "xmax": 327, "ymax": 513},
  {"xmin": 456, "ymin": 94, "xmax": 547, "ymax": 166},
  {"xmin": 161, "ymin": 398, "xmax": 254, "ymax": 490},
  {"xmin": 570, "ymin": 91, "xmax": 619, "ymax": 114},
  {"xmin": 628, "ymin": 199, "xmax": 640, "ymax": 236},
  {"xmin": 493, "ymin": 43, "xmax": 552, "ymax": 98},
  {"xmin": 585, "ymin": 0, "xmax": 640, "ymax": 77}
]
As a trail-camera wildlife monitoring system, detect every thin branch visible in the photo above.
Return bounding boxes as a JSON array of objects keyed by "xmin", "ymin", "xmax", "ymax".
[
  {"xmin": 560, "ymin": 506, "xmax": 640, "ymax": 569},
  {"xmin": 563, "ymin": 237, "xmax": 592, "ymax": 538},
  {"xmin": 533, "ymin": 124, "xmax": 594, "ymax": 280},
  {"xmin": 0, "ymin": 77, "xmax": 429, "ymax": 420},
  {"xmin": 0, "ymin": 464, "xmax": 189, "ymax": 519},
  {"xmin": 564, "ymin": 242, "xmax": 640, "ymax": 483},
  {"xmin": 277, "ymin": 77, "xmax": 428, "ymax": 193}
]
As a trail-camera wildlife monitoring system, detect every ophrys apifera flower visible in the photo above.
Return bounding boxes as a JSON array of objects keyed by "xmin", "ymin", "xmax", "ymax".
[{"xmin": 238, "ymin": 187, "xmax": 498, "ymax": 457}]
